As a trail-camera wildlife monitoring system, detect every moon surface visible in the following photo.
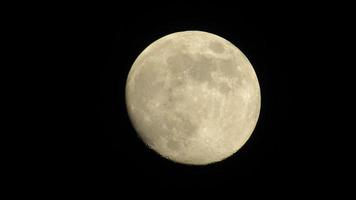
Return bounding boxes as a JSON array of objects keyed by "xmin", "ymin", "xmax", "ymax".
[{"xmin": 126, "ymin": 31, "xmax": 260, "ymax": 165}]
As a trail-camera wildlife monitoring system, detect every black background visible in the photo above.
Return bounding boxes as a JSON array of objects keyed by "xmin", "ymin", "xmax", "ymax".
[{"xmin": 35, "ymin": 1, "xmax": 352, "ymax": 196}]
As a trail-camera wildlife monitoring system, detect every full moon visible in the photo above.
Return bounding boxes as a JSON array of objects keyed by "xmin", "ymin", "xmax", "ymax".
[{"xmin": 125, "ymin": 31, "xmax": 261, "ymax": 165}]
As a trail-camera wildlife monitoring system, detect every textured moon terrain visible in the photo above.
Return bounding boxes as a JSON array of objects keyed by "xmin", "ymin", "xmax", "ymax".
[{"xmin": 126, "ymin": 31, "xmax": 260, "ymax": 165}]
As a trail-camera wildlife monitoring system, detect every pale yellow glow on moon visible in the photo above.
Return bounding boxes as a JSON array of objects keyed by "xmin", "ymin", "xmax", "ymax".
[{"xmin": 125, "ymin": 31, "xmax": 261, "ymax": 165}]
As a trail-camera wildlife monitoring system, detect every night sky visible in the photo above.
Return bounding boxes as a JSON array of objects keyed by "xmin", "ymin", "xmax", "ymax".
[
  {"xmin": 87, "ymin": 8, "xmax": 291, "ymax": 189},
  {"xmin": 46, "ymin": 2, "xmax": 349, "ymax": 196}
]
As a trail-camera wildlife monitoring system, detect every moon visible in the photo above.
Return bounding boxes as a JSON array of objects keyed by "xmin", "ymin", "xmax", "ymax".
[{"xmin": 125, "ymin": 31, "xmax": 261, "ymax": 165}]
